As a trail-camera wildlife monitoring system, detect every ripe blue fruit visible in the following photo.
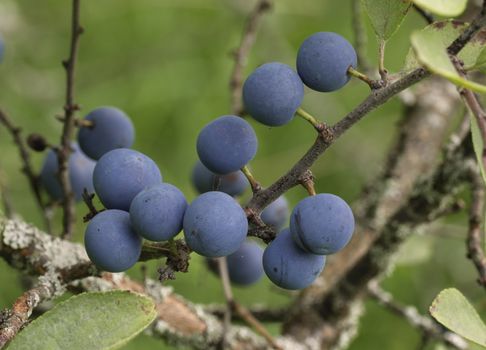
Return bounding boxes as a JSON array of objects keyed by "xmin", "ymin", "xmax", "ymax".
[
  {"xmin": 290, "ymin": 193, "xmax": 355, "ymax": 255},
  {"xmin": 263, "ymin": 228, "xmax": 325, "ymax": 290},
  {"xmin": 207, "ymin": 241, "xmax": 264, "ymax": 286},
  {"xmin": 226, "ymin": 241, "xmax": 264, "ymax": 286},
  {"xmin": 260, "ymin": 195, "xmax": 289, "ymax": 230},
  {"xmin": 129, "ymin": 183, "xmax": 187, "ymax": 241},
  {"xmin": 84, "ymin": 209, "xmax": 142, "ymax": 272},
  {"xmin": 77, "ymin": 107, "xmax": 135, "ymax": 160},
  {"xmin": 183, "ymin": 191, "xmax": 248, "ymax": 257},
  {"xmin": 197, "ymin": 115, "xmax": 257, "ymax": 174},
  {"xmin": 40, "ymin": 143, "xmax": 95, "ymax": 201},
  {"xmin": 93, "ymin": 148, "xmax": 162, "ymax": 211},
  {"xmin": 191, "ymin": 160, "xmax": 249, "ymax": 196},
  {"xmin": 243, "ymin": 62, "xmax": 304, "ymax": 126},
  {"xmin": 296, "ymin": 32, "xmax": 357, "ymax": 92},
  {"xmin": 0, "ymin": 36, "xmax": 4, "ymax": 63}
]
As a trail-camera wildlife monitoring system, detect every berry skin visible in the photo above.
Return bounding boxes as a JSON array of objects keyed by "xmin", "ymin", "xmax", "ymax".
[
  {"xmin": 296, "ymin": 32, "xmax": 357, "ymax": 92},
  {"xmin": 0, "ymin": 36, "xmax": 4, "ymax": 63},
  {"xmin": 40, "ymin": 143, "xmax": 95, "ymax": 201},
  {"xmin": 77, "ymin": 107, "xmax": 135, "ymax": 160},
  {"xmin": 129, "ymin": 183, "xmax": 187, "ymax": 241},
  {"xmin": 183, "ymin": 191, "xmax": 248, "ymax": 257},
  {"xmin": 243, "ymin": 62, "xmax": 304, "ymax": 126},
  {"xmin": 263, "ymin": 228, "xmax": 326, "ymax": 290},
  {"xmin": 93, "ymin": 148, "xmax": 162, "ymax": 211},
  {"xmin": 84, "ymin": 209, "xmax": 142, "ymax": 272},
  {"xmin": 260, "ymin": 195, "xmax": 289, "ymax": 230},
  {"xmin": 206, "ymin": 241, "xmax": 264, "ymax": 286},
  {"xmin": 197, "ymin": 115, "xmax": 257, "ymax": 174},
  {"xmin": 192, "ymin": 160, "xmax": 249, "ymax": 196},
  {"xmin": 290, "ymin": 193, "xmax": 355, "ymax": 255},
  {"xmin": 226, "ymin": 241, "xmax": 264, "ymax": 286}
]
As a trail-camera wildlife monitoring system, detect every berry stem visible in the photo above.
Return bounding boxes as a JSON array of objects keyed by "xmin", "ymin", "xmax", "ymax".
[
  {"xmin": 378, "ymin": 39, "xmax": 388, "ymax": 83},
  {"xmin": 241, "ymin": 166, "xmax": 262, "ymax": 193},
  {"xmin": 295, "ymin": 108, "xmax": 322, "ymax": 130},
  {"xmin": 347, "ymin": 66, "xmax": 381, "ymax": 89}
]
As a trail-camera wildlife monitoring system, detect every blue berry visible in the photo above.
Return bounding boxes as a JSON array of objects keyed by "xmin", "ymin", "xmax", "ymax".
[
  {"xmin": 290, "ymin": 193, "xmax": 355, "ymax": 255},
  {"xmin": 183, "ymin": 191, "xmax": 248, "ymax": 257},
  {"xmin": 243, "ymin": 62, "xmax": 304, "ymax": 126},
  {"xmin": 226, "ymin": 241, "xmax": 264, "ymax": 286},
  {"xmin": 93, "ymin": 148, "xmax": 162, "ymax": 211},
  {"xmin": 0, "ymin": 36, "xmax": 4, "ymax": 63},
  {"xmin": 40, "ymin": 143, "xmax": 95, "ymax": 201},
  {"xmin": 296, "ymin": 32, "xmax": 357, "ymax": 92},
  {"xmin": 191, "ymin": 160, "xmax": 249, "ymax": 196},
  {"xmin": 206, "ymin": 241, "xmax": 264, "ymax": 286},
  {"xmin": 129, "ymin": 183, "xmax": 187, "ymax": 241},
  {"xmin": 77, "ymin": 107, "xmax": 135, "ymax": 160},
  {"xmin": 84, "ymin": 209, "xmax": 142, "ymax": 272},
  {"xmin": 260, "ymin": 195, "xmax": 289, "ymax": 230},
  {"xmin": 262, "ymin": 228, "xmax": 325, "ymax": 290},
  {"xmin": 197, "ymin": 115, "xmax": 257, "ymax": 174}
]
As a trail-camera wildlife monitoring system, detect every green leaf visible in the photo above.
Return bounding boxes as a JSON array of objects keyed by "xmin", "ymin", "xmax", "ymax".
[
  {"xmin": 430, "ymin": 288, "xmax": 486, "ymax": 347},
  {"xmin": 472, "ymin": 47, "xmax": 486, "ymax": 72},
  {"xmin": 470, "ymin": 115, "xmax": 486, "ymax": 185},
  {"xmin": 6, "ymin": 291, "xmax": 157, "ymax": 350},
  {"xmin": 411, "ymin": 21, "xmax": 486, "ymax": 93},
  {"xmin": 405, "ymin": 20, "xmax": 486, "ymax": 72},
  {"xmin": 413, "ymin": 0, "xmax": 468, "ymax": 17},
  {"xmin": 361, "ymin": 0, "xmax": 412, "ymax": 41}
]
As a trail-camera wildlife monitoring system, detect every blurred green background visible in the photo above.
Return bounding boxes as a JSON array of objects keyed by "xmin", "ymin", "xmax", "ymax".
[{"xmin": 0, "ymin": 1, "xmax": 483, "ymax": 349}]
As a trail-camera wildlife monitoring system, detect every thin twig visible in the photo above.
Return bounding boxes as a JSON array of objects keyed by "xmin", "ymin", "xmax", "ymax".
[
  {"xmin": 58, "ymin": 0, "xmax": 83, "ymax": 239},
  {"xmin": 217, "ymin": 257, "xmax": 233, "ymax": 349},
  {"xmin": 0, "ymin": 170, "xmax": 13, "ymax": 219},
  {"xmin": 229, "ymin": 0, "xmax": 272, "ymax": 115},
  {"xmin": 367, "ymin": 281, "xmax": 467, "ymax": 349},
  {"xmin": 81, "ymin": 189, "xmax": 103, "ymax": 222},
  {"xmin": 412, "ymin": 4, "xmax": 434, "ymax": 24},
  {"xmin": 0, "ymin": 109, "xmax": 51, "ymax": 232},
  {"xmin": 467, "ymin": 169, "xmax": 486, "ymax": 288},
  {"xmin": 351, "ymin": 0, "xmax": 371, "ymax": 72}
]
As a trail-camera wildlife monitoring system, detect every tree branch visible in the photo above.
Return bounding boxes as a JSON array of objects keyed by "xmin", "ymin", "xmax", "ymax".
[
  {"xmin": 229, "ymin": 0, "xmax": 272, "ymax": 115},
  {"xmin": 0, "ymin": 109, "xmax": 51, "ymax": 231},
  {"xmin": 58, "ymin": 0, "xmax": 83, "ymax": 239},
  {"xmin": 467, "ymin": 168, "xmax": 486, "ymax": 288}
]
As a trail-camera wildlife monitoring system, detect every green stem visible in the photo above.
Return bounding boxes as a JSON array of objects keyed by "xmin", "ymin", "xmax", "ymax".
[
  {"xmin": 295, "ymin": 108, "xmax": 322, "ymax": 130},
  {"xmin": 241, "ymin": 166, "xmax": 261, "ymax": 193},
  {"xmin": 347, "ymin": 66, "xmax": 379, "ymax": 89}
]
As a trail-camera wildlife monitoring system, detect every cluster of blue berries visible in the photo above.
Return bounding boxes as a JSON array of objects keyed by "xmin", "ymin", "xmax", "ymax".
[{"xmin": 38, "ymin": 31, "xmax": 357, "ymax": 291}]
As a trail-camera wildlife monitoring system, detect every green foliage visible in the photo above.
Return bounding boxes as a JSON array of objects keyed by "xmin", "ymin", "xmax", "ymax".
[
  {"xmin": 6, "ymin": 291, "xmax": 157, "ymax": 350},
  {"xmin": 361, "ymin": 0, "xmax": 412, "ymax": 41},
  {"xmin": 430, "ymin": 288, "xmax": 486, "ymax": 347},
  {"xmin": 410, "ymin": 20, "xmax": 486, "ymax": 92},
  {"xmin": 412, "ymin": 0, "xmax": 468, "ymax": 17}
]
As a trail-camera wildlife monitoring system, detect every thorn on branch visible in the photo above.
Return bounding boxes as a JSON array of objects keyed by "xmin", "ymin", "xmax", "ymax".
[{"xmin": 82, "ymin": 189, "xmax": 104, "ymax": 222}]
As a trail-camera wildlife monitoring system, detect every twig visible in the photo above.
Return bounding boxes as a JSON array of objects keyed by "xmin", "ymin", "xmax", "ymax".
[
  {"xmin": 217, "ymin": 257, "xmax": 233, "ymax": 349},
  {"xmin": 467, "ymin": 169, "xmax": 486, "ymax": 288},
  {"xmin": 299, "ymin": 169, "xmax": 316, "ymax": 196},
  {"xmin": 367, "ymin": 281, "xmax": 467, "ymax": 349},
  {"xmin": 0, "ymin": 170, "xmax": 13, "ymax": 219},
  {"xmin": 0, "ymin": 109, "xmax": 51, "ymax": 232},
  {"xmin": 229, "ymin": 0, "xmax": 272, "ymax": 115},
  {"xmin": 412, "ymin": 4, "xmax": 434, "ymax": 24},
  {"xmin": 231, "ymin": 301, "xmax": 282, "ymax": 350},
  {"xmin": 58, "ymin": 0, "xmax": 83, "ymax": 239},
  {"xmin": 351, "ymin": 0, "xmax": 371, "ymax": 73},
  {"xmin": 206, "ymin": 304, "xmax": 287, "ymax": 323},
  {"xmin": 81, "ymin": 189, "xmax": 103, "ymax": 222},
  {"xmin": 448, "ymin": 2, "xmax": 486, "ymax": 56}
]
